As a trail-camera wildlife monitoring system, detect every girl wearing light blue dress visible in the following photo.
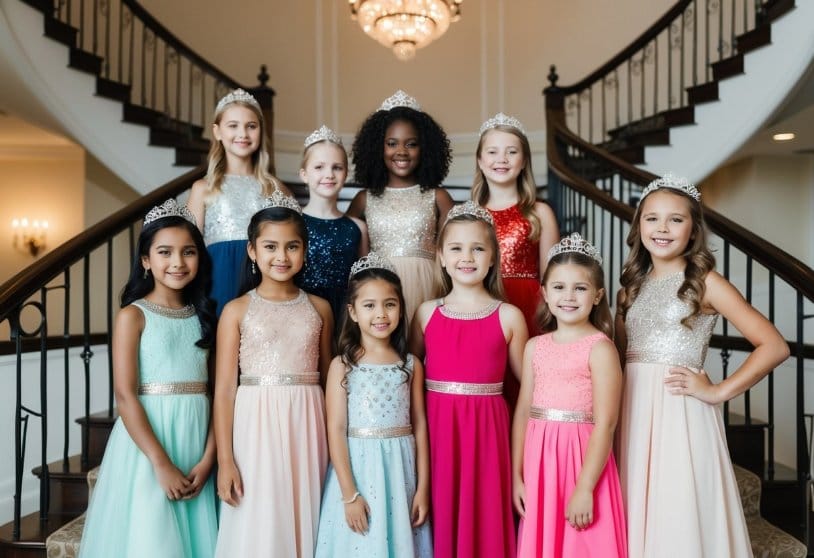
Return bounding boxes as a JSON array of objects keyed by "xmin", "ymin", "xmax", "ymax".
[
  {"xmin": 316, "ymin": 254, "xmax": 432, "ymax": 558},
  {"xmin": 78, "ymin": 200, "xmax": 218, "ymax": 558}
]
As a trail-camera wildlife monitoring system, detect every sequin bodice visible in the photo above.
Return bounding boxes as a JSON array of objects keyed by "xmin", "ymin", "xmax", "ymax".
[
  {"xmin": 488, "ymin": 205, "xmax": 539, "ymax": 279},
  {"xmin": 625, "ymin": 272, "xmax": 718, "ymax": 369},
  {"xmin": 203, "ymin": 176, "xmax": 268, "ymax": 245},
  {"xmin": 239, "ymin": 290, "xmax": 322, "ymax": 376},
  {"xmin": 532, "ymin": 332, "xmax": 607, "ymax": 413},
  {"xmin": 131, "ymin": 300, "xmax": 208, "ymax": 384},
  {"xmin": 345, "ymin": 356, "xmax": 413, "ymax": 430},
  {"xmin": 366, "ymin": 186, "xmax": 436, "ymax": 260},
  {"xmin": 301, "ymin": 215, "xmax": 360, "ymax": 292}
]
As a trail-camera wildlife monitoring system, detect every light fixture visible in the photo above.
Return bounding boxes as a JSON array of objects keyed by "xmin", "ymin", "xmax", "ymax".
[
  {"xmin": 12, "ymin": 217, "xmax": 48, "ymax": 257},
  {"xmin": 772, "ymin": 132, "xmax": 796, "ymax": 142},
  {"xmin": 349, "ymin": 0, "xmax": 463, "ymax": 61}
]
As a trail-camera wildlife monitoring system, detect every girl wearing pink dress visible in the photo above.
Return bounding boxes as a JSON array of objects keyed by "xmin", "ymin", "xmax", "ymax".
[
  {"xmin": 513, "ymin": 233, "xmax": 627, "ymax": 558},
  {"xmin": 412, "ymin": 201, "xmax": 528, "ymax": 558}
]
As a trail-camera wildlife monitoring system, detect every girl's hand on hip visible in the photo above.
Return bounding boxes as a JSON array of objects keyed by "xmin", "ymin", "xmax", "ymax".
[{"xmin": 665, "ymin": 366, "xmax": 722, "ymax": 404}]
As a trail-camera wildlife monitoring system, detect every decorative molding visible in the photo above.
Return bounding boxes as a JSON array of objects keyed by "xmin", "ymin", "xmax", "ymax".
[{"xmin": 0, "ymin": 144, "xmax": 84, "ymax": 161}]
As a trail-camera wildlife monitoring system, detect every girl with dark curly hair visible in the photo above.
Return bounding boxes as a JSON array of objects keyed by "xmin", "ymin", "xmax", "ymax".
[{"xmin": 347, "ymin": 90, "xmax": 454, "ymax": 322}]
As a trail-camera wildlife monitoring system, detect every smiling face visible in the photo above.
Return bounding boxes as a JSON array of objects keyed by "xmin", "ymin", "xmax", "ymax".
[
  {"xmin": 247, "ymin": 220, "xmax": 305, "ymax": 283},
  {"xmin": 383, "ymin": 119, "xmax": 420, "ymax": 186},
  {"xmin": 542, "ymin": 262, "xmax": 603, "ymax": 328},
  {"xmin": 439, "ymin": 220, "xmax": 496, "ymax": 287},
  {"xmin": 477, "ymin": 129, "xmax": 525, "ymax": 189},
  {"xmin": 299, "ymin": 142, "xmax": 348, "ymax": 200},
  {"xmin": 213, "ymin": 104, "xmax": 261, "ymax": 160},
  {"xmin": 638, "ymin": 190, "xmax": 694, "ymax": 265},
  {"xmin": 141, "ymin": 226, "xmax": 200, "ymax": 294},
  {"xmin": 347, "ymin": 277, "xmax": 402, "ymax": 342}
]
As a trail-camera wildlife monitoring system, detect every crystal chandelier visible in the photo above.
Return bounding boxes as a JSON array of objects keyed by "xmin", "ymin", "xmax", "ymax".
[{"xmin": 349, "ymin": 0, "xmax": 463, "ymax": 61}]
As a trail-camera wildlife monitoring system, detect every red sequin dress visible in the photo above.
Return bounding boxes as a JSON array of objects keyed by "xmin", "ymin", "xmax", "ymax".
[{"xmin": 488, "ymin": 204, "xmax": 541, "ymax": 410}]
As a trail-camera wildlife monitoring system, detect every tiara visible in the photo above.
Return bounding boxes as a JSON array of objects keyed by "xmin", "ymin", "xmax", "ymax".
[
  {"xmin": 479, "ymin": 112, "xmax": 526, "ymax": 137},
  {"xmin": 546, "ymin": 233, "xmax": 603, "ymax": 265},
  {"xmin": 349, "ymin": 252, "xmax": 397, "ymax": 279},
  {"xmin": 215, "ymin": 88, "xmax": 261, "ymax": 114},
  {"xmin": 144, "ymin": 199, "xmax": 196, "ymax": 226},
  {"xmin": 445, "ymin": 201, "xmax": 494, "ymax": 226},
  {"xmin": 640, "ymin": 172, "xmax": 701, "ymax": 202},
  {"xmin": 378, "ymin": 90, "xmax": 421, "ymax": 112},
  {"xmin": 304, "ymin": 125, "xmax": 343, "ymax": 148},
  {"xmin": 261, "ymin": 189, "xmax": 302, "ymax": 214}
]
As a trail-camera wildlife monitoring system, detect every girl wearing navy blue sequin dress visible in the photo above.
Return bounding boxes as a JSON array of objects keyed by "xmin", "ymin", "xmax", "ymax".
[
  {"xmin": 299, "ymin": 125, "xmax": 368, "ymax": 324},
  {"xmin": 188, "ymin": 88, "xmax": 289, "ymax": 315}
]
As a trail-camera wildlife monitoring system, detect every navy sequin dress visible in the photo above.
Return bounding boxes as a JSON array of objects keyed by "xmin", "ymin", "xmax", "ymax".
[{"xmin": 300, "ymin": 214, "xmax": 361, "ymax": 326}]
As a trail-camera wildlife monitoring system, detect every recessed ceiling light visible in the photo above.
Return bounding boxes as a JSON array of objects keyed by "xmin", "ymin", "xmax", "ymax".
[{"xmin": 772, "ymin": 132, "xmax": 796, "ymax": 141}]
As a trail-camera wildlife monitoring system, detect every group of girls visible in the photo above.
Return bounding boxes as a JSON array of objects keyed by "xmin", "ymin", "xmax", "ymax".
[{"xmin": 77, "ymin": 87, "xmax": 790, "ymax": 558}]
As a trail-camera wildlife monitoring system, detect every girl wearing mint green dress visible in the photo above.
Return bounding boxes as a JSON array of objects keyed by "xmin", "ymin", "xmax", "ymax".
[{"xmin": 79, "ymin": 201, "xmax": 218, "ymax": 558}]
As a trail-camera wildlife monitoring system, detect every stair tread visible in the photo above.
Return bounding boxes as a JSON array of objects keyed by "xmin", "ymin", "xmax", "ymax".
[
  {"xmin": 32, "ymin": 454, "xmax": 93, "ymax": 480},
  {"xmin": 75, "ymin": 410, "xmax": 118, "ymax": 426},
  {"xmin": 45, "ymin": 513, "xmax": 85, "ymax": 549},
  {"xmin": 0, "ymin": 511, "xmax": 78, "ymax": 551}
]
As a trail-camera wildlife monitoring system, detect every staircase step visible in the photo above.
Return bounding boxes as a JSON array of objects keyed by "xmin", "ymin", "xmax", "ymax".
[
  {"xmin": 0, "ymin": 511, "xmax": 77, "ymax": 558},
  {"xmin": 734, "ymin": 464, "xmax": 762, "ymax": 518},
  {"xmin": 122, "ymin": 103, "xmax": 205, "ymax": 140},
  {"xmin": 726, "ymin": 413, "xmax": 768, "ymax": 477},
  {"xmin": 45, "ymin": 514, "xmax": 85, "ymax": 558},
  {"xmin": 687, "ymin": 81, "xmax": 719, "ymax": 105},
  {"xmin": 68, "ymin": 48, "xmax": 102, "ymax": 76},
  {"xmin": 19, "ymin": 0, "xmax": 52, "ymax": 14},
  {"xmin": 175, "ymin": 147, "xmax": 208, "ymax": 167},
  {"xmin": 31, "ymin": 456, "xmax": 92, "ymax": 517},
  {"xmin": 607, "ymin": 106, "xmax": 695, "ymax": 139},
  {"xmin": 763, "ymin": 0, "xmax": 795, "ymax": 22},
  {"xmin": 712, "ymin": 54, "xmax": 744, "ymax": 81},
  {"xmin": 75, "ymin": 410, "xmax": 117, "ymax": 470},
  {"xmin": 737, "ymin": 25, "xmax": 771, "ymax": 55},
  {"xmin": 96, "ymin": 78, "xmax": 131, "ymax": 103},
  {"xmin": 42, "ymin": 17, "xmax": 77, "ymax": 49},
  {"xmin": 150, "ymin": 128, "xmax": 210, "ymax": 151}
]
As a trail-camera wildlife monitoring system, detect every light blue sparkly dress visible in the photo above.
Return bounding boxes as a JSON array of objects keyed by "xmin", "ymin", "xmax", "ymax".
[
  {"xmin": 203, "ymin": 175, "xmax": 269, "ymax": 315},
  {"xmin": 316, "ymin": 355, "xmax": 432, "ymax": 558},
  {"xmin": 78, "ymin": 300, "xmax": 217, "ymax": 558},
  {"xmin": 300, "ymin": 214, "xmax": 361, "ymax": 326}
]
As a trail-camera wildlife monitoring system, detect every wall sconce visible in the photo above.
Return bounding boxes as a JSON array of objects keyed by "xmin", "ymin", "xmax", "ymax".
[{"xmin": 12, "ymin": 217, "xmax": 48, "ymax": 257}]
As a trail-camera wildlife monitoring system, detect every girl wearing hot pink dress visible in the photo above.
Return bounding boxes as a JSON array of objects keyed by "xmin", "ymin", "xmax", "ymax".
[
  {"xmin": 514, "ymin": 234, "xmax": 627, "ymax": 558},
  {"xmin": 412, "ymin": 202, "xmax": 528, "ymax": 558}
]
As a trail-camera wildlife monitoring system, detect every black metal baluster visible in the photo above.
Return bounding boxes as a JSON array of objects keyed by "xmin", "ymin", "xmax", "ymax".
[
  {"xmin": 38, "ymin": 289, "xmax": 48, "ymax": 520},
  {"xmin": 93, "ymin": 0, "xmax": 98, "ymax": 55},
  {"xmin": 721, "ymin": 241, "xmax": 731, "ymax": 420},
  {"xmin": 743, "ymin": 255, "xmax": 752, "ymax": 421},
  {"xmin": 627, "ymin": 59, "xmax": 632, "ymax": 124},
  {"xmin": 718, "ymin": 0, "xmax": 724, "ymax": 65},
  {"xmin": 62, "ymin": 268, "xmax": 71, "ymax": 467},
  {"xmin": 80, "ymin": 255, "xmax": 94, "ymax": 470},
  {"xmin": 767, "ymin": 270, "xmax": 775, "ymax": 478},
  {"xmin": 615, "ymin": 68, "xmax": 620, "ymax": 129},
  {"xmin": 107, "ymin": 239, "xmax": 114, "ymax": 415}
]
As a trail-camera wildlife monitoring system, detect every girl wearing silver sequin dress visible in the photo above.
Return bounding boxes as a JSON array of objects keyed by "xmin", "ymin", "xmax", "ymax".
[
  {"xmin": 188, "ymin": 88, "xmax": 289, "ymax": 315},
  {"xmin": 614, "ymin": 174, "xmax": 789, "ymax": 558},
  {"xmin": 299, "ymin": 125, "xmax": 368, "ymax": 325},
  {"xmin": 213, "ymin": 200, "xmax": 333, "ymax": 557},
  {"xmin": 347, "ymin": 90, "xmax": 454, "ymax": 322},
  {"xmin": 316, "ymin": 254, "xmax": 432, "ymax": 558}
]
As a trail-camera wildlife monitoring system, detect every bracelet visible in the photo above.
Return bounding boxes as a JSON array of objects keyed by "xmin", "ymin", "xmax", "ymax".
[{"xmin": 342, "ymin": 491, "xmax": 360, "ymax": 504}]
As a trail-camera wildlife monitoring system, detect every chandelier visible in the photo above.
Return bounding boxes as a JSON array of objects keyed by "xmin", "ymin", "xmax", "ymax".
[{"xmin": 349, "ymin": 0, "xmax": 463, "ymax": 61}]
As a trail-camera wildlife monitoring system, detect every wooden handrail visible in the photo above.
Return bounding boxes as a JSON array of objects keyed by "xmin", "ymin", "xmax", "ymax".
[{"xmin": 0, "ymin": 165, "xmax": 205, "ymax": 323}]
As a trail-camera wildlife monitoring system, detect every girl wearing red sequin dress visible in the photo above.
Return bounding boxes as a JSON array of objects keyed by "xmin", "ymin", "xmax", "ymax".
[
  {"xmin": 412, "ymin": 202, "xmax": 528, "ymax": 558},
  {"xmin": 472, "ymin": 113, "xmax": 559, "ymax": 409}
]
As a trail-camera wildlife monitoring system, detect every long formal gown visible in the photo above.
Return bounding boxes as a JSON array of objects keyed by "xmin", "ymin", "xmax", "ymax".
[
  {"xmin": 518, "ymin": 332, "xmax": 627, "ymax": 558},
  {"xmin": 78, "ymin": 300, "xmax": 217, "ymax": 558},
  {"xmin": 300, "ymin": 214, "xmax": 361, "ymax": 326},
  {"xmin": 366, "ymin": 185, "xmax": 437, "ymax": 321},
  {"xmin": 488, "ymin": 204, "xmax": 541, "ymax": 411},
  {"xmin": 203, "ymin": 175, "xmax": 269, "ymax": 315},
  {"xmin": 214, "ymin": 289, "xmax": 328, "ymax": 558},
  {"xmin": 315, "ymin": 355, "xmax": 432, "ymax": 558},
  {"xmin": 617, "ymin": 271, "xmax": 753, "ymax": 557},
  {"xmin": 424, "ymin": 301, "xmax": 515, "ymax": 558}
]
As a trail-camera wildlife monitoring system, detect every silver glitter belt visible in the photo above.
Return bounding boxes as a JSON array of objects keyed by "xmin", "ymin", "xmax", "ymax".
[
  {"xmin": 379, "ymin": 248, "xmax": 435, "ymax": 260},
  {"xmin": 348, "ymin": 425, "xmax": 413, "ymax": 439},
  {"xmin": 138, "ymin": 382, "xmax": 207, "ymax": 395},
  {"xmin": 425, "ymin": 379, "xmax": 503, "ymax": 395},
  {"xmin": 240, "ymin": 373, "xmax": 320, "ymax": 386},
  {"xmin": 502, "ymin": 272, "xmax": 538, "ymax": 280},
  {"xmin": 625, "ymin": 351, "xmax": 703, "ymax": 370},
  {"xmin": 529, "ymin": 406, "xmax": 594, "ymax": 423}
]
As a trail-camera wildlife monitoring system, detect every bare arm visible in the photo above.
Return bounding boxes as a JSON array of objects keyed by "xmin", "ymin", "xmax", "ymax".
[
  {"xmin": 535, "ymin": 201, "xmax": 560, "ymax": 279},
  {"xmin": 409, "ymin": 300, "xmax": 435, "ymax": 360},
  {"xmin": 187, "ymin": 179, "xmax": 208, "ymax": 231},
  {"xmin": 613, "ymin": 288, "xmax": 628, "ymax": 369},
  {"xmin": 500, "ymin": 303, "xmax": 529, "ymax": 380},
  {"xmin": 566, "ymin": 339, "xmax": 623, "ymax": 530},
  {"xmin": 346, "ymin": 190, "xmax": 367, "ymax": 220},
  {"xmin": 113, "ymin": 306, "xmax": 191, "ymax": 499},
  {"xmin": 435, "ymin": 188, "xmax": 455, "ymax": 226},
  {"xmin": 213, "ymin": 298, "xmax": 245, "ymax": 506},
  {"xmin": 410, "ymin": 357, "xmax": 430, "ymax": 527},
  {"xmin": 511, "ymin": 339, "xmax": 537, "ymax": 516},
  {"xmin": 309, "ymin": 294, "xmax": 335, "ymax": 383}
]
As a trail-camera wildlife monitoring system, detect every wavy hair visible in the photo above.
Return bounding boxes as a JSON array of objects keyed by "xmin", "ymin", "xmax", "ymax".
[
  {"xmin": 121, "ymin": 216, "xmax": 215, "ymax": 348},
  {"xmin": 204, "ymin": 99, "xmax": 283, "ymax": 198},
  {"xmin": 436, "ymin": 214, "xmax": 504, "ymax": 301},
  {"xmin": 471, "ymin": 125, "xmax": 541, "ymax": 241},
  {"xmin": 618, "ymin": 188, "xmax": 715, "ymax": 328},
  {"xmin": 351, "ymin": 106, "xmax": 451, "ymax": 194},
  {"xmin": 536, "ymin": 252, "xmax": 613, "ymax": 338}
]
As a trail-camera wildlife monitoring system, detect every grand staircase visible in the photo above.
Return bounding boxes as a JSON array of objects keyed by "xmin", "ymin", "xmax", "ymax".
[{"xmin": 1, "ymin": 0, "xmax": 812, "ymax": 557}]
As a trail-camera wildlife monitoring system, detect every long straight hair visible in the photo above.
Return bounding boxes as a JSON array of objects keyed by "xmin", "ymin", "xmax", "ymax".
[{"xmin": 435, "ymin": 214, "xmax": 505, "ymax": 301}]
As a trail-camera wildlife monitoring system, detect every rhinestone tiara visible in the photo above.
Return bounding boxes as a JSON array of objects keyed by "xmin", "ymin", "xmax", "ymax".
[
  {"xmin": 143, "ymin": 199, "xmax": 196, "ymax": 226},
  {"xmin": 479, "ymin": 112, "xmax": 526, "ymax": 137},
  {"xmin": 640, "ymin": 172, "xmax": 701, "ymax": 202},
  {"xmin": 260, "ymin": 189, "xmax": 302, "ymax": 214},
  {"xmin": 378, "ymin": 90, "xmax": 421, "ymax": 112},
  {"xmin": 215, "ymin": 88, "xmax": 261, "ymax": 114},
  {"xmin": 349, "ymin": 252, "xmax": 397, "ymax": 279},
  {"xmin": 304, "ymin": 125, "xmax": 343, "ymax": 149},
  {"xmin": 445, "ymin": 201, "xmax": 494, "ymax": 226},
  {"xmin": 547, "ymin": 233, "xmax": 603, "ymax": 265}
]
